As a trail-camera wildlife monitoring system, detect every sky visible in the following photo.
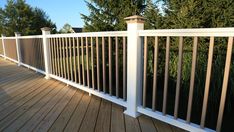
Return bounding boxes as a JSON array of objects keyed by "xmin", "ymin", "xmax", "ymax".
[{"xmin": 0, "ymin": 0, "xmax": 89, "ymax": 30}]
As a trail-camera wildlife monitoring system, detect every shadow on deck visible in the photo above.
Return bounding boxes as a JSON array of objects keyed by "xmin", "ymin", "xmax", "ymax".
[{"xmin": 0, "ymin": 58, "xmax": 186, "ymax": 132}]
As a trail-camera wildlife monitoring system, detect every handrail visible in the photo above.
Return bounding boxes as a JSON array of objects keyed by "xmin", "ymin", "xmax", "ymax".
[
  {"xmin": 139, "ymin": 28, "xmax": 234, "ymax": 36},
  {"xmin": 47, "ymin": 31, "xmax": 127, "ymax": 38}
]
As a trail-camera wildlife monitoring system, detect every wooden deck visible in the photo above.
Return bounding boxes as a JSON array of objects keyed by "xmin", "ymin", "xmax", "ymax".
[{"xmin": 0, "ymin": 58, "xmax": 186, "ymax": 132}]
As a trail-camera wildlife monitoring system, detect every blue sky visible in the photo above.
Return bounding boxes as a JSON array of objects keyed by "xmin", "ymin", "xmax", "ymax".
[{"xmin": 0, "ymin": 0, "xmax": 89, "ymax": 30}]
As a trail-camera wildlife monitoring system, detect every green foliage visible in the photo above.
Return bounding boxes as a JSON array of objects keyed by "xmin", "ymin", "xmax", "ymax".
[
  {"xmin": 161, "ymin": 0, "xmax": 234, "ymax": 28},
  {"xmin": 59, "ymin": 23, "xmax": 73, "ymax": 33},
  {"xmin": 144, "ymin": 0, "xmax": 163, "ymax": 29},
  {"xmin": 0, "ymin": 0, "xmax": 56, "ymax": 36},
  {"xmin": 81, "ymin": 0, "xmax": 146, "ymax": 32}
]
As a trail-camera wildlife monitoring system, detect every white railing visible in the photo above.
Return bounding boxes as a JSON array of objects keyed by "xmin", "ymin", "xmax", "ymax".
[
  {"xmin": 46, "ymin": 31, "xmax": 128, "ymax": 107},
  {"xmin": 0, "ymin": 16, "xmax": 233, "ymax": 132},
  {"xmin": 137, "ymin": 29, "xmax": 234, "ymax": 132}
]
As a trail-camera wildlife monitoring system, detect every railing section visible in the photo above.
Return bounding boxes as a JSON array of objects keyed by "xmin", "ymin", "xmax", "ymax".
[
  {"xmin": 0, "ymin": 28, "xmax": 234, "ymax": 132},
  {"xmin": 47, "ymin": 32, "xmax": 128, "ymax": 101},
  {"xmin": 19, "ymin": 37, "xmax": 45, "ymax": 71},
  {"xmin": 4, "ymin": 38, "xmax": 17, "ymax": 61},
  {"xmin": 0, "ymin": 38, "xmax": 3, "ymax": 55},
  {"xmin": 138, "ymin": 28, "xmax": 234, "ymax": 132}
]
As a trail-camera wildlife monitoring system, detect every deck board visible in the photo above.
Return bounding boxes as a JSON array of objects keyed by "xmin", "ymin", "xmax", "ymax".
[
  {"xmin": 0, "ymin": 81, "xmax": 57, "ymax": 131},
  {"xmin": 0, "ymin": 58, "xmax": 187, "ymax": 132},
  {"xmin": 33, "ymin": 88, "xmax": 76, "ymax": 132},
  {"xmin": 0, "ymin": 72, "xmax": 35, "ymax": 89},
  {"xmin": 18, "ymin": 84, "xmax": 68, "ymax": 132},
  {"xmin": 153, "ymin": 119, "xmax": 173, "ymax": 132},
  {"xmin": 4, "ymin": 82, "xmax": 61, "ymax": 131},
  {"xmin": 48, "ymin": 90, "xmax": 83, "ymax": 132},
  {"xmin": 0, "ymin": 78, "xmax": 47, "ymax": 111},
  {"xmin": 111, "ymin": 104, "xmax": 125, "ymax": 132},
  {"xmin": 64, "ymin": 93, "xmax": 91, "ymax": 132},
  {"xmin": 95, "ymin": 100, "xmax": 112, "ymax": 132},
  {"xmin": 0, "ymin": 76, "xmax": 43, "ymax": 103},
  {"xmin": 125, "ymin": 114, "xmax": 141, "ymax": 132},
  {"xmin": 139, "ymin": 116, "xmax": 157, "ymax": 132},
  {"xmin": 79, "ymin": 96, "xmax": 101, "ymax": 132},
  {"xmin": 0, "ymin": 80, "xmax": 55, "ymax": 122},
  {"xmin": 0, "ymin": 75, "xmax": 45, "ymax": 97}
]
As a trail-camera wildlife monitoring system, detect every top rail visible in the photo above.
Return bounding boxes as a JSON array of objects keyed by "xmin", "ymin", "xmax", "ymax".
[
  {"xmin": 139, "ymin": 28, "xmax": 234, "ymax": 37},
  {"xmin": 1, "ymin": 35, "xmax": 43, "ymax": 39},
  {"xmin": 18, "ymin": 35, "xmax": 42, "ymax": 39},
  {"xmin": 2, "ymin": 28, "xmax": 233, "ymax": 39},
  {"xmin": 0, "ymin": 31, "xmax": 127, "ymax": 40},
  {"xmin": 2, "ymin": 37, "xmax": 16, "ymax": 39},
  {"xmin": 47, "ymin": 31, "xmax": 128, "ymax": 38}
]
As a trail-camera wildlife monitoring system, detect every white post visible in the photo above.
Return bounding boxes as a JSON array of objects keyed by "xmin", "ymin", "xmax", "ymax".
[
  {"xmin": 1, "ymin": 34, "xmax": 6, "ymax": 59},
  {"xmin": 41, "ymin": 27, "xmax": 51, "ymax": 79},
  {"xmin": 15, "ymin": 32, "xmax": 21, "ymax": 66},
  {"xmin": 124, "ymin": 15, "xmax": 145, "ymax": 117}
]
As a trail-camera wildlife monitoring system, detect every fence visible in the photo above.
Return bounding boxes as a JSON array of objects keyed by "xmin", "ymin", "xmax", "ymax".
[{"xmin": 0, "ymin": 15, "xmax": 234, "ymax": 132}]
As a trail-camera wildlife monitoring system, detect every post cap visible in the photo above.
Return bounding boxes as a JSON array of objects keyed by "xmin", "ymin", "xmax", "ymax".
[
  {"xmin": 41, "ymin": 27, "xmax": 51, "ymax": 31},
  {"xmin": 124, "ymin": 15, "xmax": 145, "ymax": 24},
  {"xmin": 14, "ymin": 32, "xmax": 21, "ymax": 35},
  {"xmin": 1, "ymin": 34, "xmax": 5, "ymax": 37}
]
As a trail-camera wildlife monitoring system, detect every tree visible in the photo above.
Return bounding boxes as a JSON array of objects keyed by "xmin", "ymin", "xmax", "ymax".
[
  {"xmin": 0, "ymin": 8, "xmax": 3, "ymax": 34},
  {"xmin": 161, "ymin": 0, "xmax": 234, "ymax": 28},
  {"xmin": 0, "ymin": 0, "xmax": 56, "ymax": 36},
  {"xmin": 59, "ymin": 23, "xmax": 73, "ymax": 33},
  {"xmin": 144, "ymin": 0, "xmax": 163, "ymax": 29},
  {"xmin": 81, "ymin": 0, "xmax": 146, "ymax": 32}
]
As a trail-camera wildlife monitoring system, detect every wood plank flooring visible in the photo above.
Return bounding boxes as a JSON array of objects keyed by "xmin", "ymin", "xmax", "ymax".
[{"xmin": 0, "ymin": 58, "xmax": 186, "ymax": 132}]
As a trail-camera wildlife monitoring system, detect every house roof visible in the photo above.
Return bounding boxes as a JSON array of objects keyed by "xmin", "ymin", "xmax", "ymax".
[{"xmin": 71, "ymin": 27, "xmax": 83, "ymax": 33}]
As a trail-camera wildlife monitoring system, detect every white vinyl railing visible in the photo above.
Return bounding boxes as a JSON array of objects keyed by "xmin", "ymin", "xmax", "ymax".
[
  {"xmin": 137, "ymin": 29, "xmax": 234, "ymax": 132},
  {"xmin": 46, "ymin": 31, "xmax": 128, "ymax": 107},
  {"xmin": 0, "ymin": 16, "xmax": 233, "ymax": 132}
]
